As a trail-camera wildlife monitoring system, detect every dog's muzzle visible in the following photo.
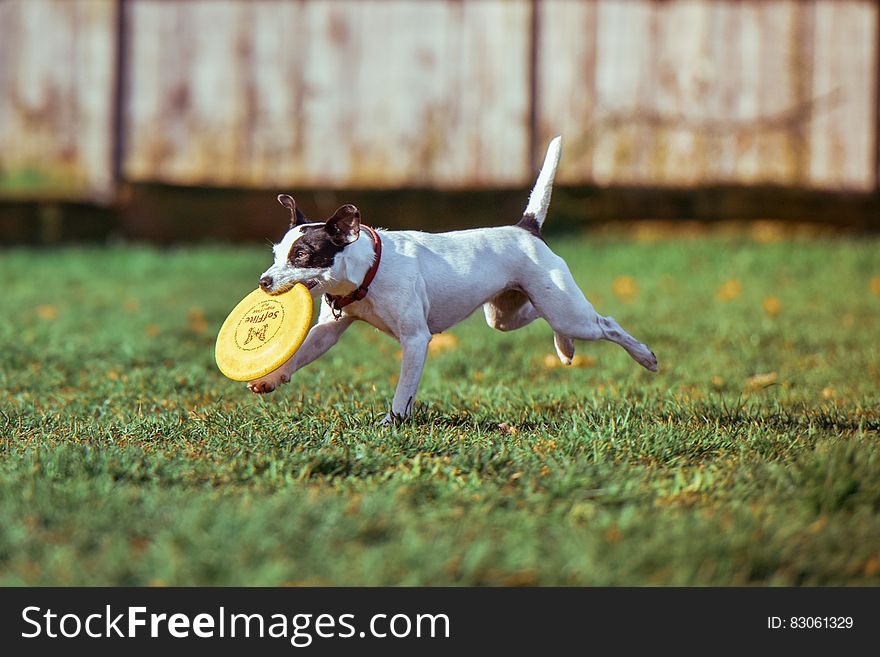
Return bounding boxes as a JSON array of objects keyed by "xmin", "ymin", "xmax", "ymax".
[{"xmin": 260, "ymin": 276, "xmax": 319, "ymax": 294}]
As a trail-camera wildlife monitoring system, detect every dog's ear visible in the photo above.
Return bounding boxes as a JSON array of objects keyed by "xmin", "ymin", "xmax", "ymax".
[
  {"xmin": 278, "ymin": 193, "xmax": 308, "ymax": 227},
  {"xmin": 325, "ymin": 204, "xmax": 361, "ymax": 246}
]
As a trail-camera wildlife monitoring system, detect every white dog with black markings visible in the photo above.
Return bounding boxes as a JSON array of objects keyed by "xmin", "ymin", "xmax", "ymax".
[{"xmin": 250, "ymin": 137, "xmax": 658, "ymax": 424}]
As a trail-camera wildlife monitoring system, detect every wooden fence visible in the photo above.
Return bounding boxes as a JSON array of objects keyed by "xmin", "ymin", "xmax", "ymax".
[{"xmin": 1, "ymin": 0, "xmax": 878, "ymax": 202}]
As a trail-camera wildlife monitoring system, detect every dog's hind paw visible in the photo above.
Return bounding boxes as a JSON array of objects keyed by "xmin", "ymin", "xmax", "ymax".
[{"xmin": 641, "ymin": 349, "xmax": 659, "ymax": 372}]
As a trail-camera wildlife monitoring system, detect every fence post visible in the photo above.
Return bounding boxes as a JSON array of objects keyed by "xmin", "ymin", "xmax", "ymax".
[
  {"xmin": 527, "ymin": 0, "xmax": 540, "ymax": 172},
  {"xmin": 111, "ymin": 0, "xmax": 130, "ymax": 194}
]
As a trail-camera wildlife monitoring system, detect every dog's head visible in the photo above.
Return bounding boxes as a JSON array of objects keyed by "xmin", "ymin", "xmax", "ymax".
[{"xmin": 259, "ymin": 194, "xmax": 361, "ymax": 296}]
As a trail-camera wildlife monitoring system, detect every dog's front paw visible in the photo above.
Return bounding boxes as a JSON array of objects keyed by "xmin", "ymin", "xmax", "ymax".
[
  {"xmin": 378, "ymin": 411, "xmax": 407, "ymax": 427},
  {"xmin": 247, "ymin": 370, "xmax": 290, "ymax": 394}
]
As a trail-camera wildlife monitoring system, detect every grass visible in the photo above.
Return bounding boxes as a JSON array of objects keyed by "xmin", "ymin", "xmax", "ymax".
[{"xmin": 1, "ymin": 232, "xmax": 879, "ymax": 585}]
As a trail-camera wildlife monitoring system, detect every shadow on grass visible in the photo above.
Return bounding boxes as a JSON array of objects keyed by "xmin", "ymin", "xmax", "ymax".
[{"xmin": 412, "ymin": 398, "xmax": 879, "ymax": 437}]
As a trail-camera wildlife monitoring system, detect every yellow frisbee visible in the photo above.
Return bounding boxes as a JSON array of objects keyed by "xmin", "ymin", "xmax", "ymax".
[{"xmin": 215, "ymin": 284, "xmax": 314, "ymax": 382}]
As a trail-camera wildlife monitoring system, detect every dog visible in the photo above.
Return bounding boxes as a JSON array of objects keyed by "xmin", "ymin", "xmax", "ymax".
[{"xmin": 249, "ymin": 137, "xmax": 658, "ymax": 424}]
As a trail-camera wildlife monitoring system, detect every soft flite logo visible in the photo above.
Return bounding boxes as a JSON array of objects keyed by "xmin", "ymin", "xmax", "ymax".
[
  {"xmin": 243, "ymin": 324, "xmax": 268, "ymax": 345},
  {"xmin": 234, "ymin": 300, "xmax": 284, "ymax": 351}
]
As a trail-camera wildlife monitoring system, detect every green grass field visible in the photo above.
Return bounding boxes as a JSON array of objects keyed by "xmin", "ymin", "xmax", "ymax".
[{"xmin": 1, "ymin": 232, "xmax": 878, "ymax": 585}]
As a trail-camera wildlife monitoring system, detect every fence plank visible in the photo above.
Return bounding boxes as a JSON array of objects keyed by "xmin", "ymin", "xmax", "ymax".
[
  {"xmin": 0, "ymin": 0, "xmax": 117, "ymax": 201},
  {"xmin": 809, "ymin": 0, "xmax": 878, "ymax": 189}
]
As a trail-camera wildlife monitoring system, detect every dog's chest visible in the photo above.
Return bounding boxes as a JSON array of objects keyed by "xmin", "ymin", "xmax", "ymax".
[{"xmin": 343, "ymin": 301, "xmax": 398, "ymax": 340}]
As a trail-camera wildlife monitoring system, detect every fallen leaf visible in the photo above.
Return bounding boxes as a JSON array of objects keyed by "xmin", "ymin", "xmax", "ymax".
[
  {"xmin": 144, "ymin": 324, "xmax": 160, "ymax": 337},
  {"xmin": 746, "ymin": 371, "xmax": 778, "ymax": 391},
  {"xmin": 129, "ymin": 536, "xmax": 150, "ymax": 555},
  {"xmin": 36, "ymin": 304, "xmax": 58, "ymax": 321},
  {"xmin": 532, "ymin": 439, "xmax": 557, "ymax": 454},
  {"xmin": 762, "ymin": 296, "xmax": 781, "ymax": 317},
  {"xmin": 821, "ymin": 387, "xmax": 836, "ymax": 400},
  {"xmin": 870, "ymin": 277, "xmax": 880, "ymax": 297},
  {"xmin": 711, "ymin": 375, "xmax": 725, "ymax": 388},
  {"xmin": 571, "ymin": 354, "xmax": 597, "ymax": 368},
  {"xmin": 187, "ymin": 307, "xmax": 208, "ymax": 334},
  {"xmin": 808, "ymin": 516, "xmax": 828, "ymax": 533},
  {"xmin": 497, "ymin": 422, "xmax": 517, "ymax": 435},
  {"xmin": 500, "ymin": 569, "xmax": 539, "ymax": 587},
  {"xmin": 543, "ymin": 353, "xmax": 596, "ymax": 369},
  {"xmin": 612, "ymin": 276, "xmax": 639, "ymax": 303},
  {"xmin": 428, "ymin": 333, "xmax": 458, "ymax": 355},
  {"xmin": 751, "ymin": 221, "xmax": 786, "ymax": 243},
  {"xmin": 715, "ymin": 279, "xmax": 742, "ymax": 301}
]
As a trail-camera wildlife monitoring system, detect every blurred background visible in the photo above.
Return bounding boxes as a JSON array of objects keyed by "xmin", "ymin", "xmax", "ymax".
[{"xmin": 1, "ymin": 0, "xmax": 878, "ymax": 243}]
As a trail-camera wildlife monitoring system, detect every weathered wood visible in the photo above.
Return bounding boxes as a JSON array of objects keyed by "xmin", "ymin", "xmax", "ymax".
[
  {"xmin": 0, "ymin": 0, "xmax": 117, "ymax": 201},
  {"xmin": 809, "ymin": 0, "xmax": 877, "ymax": 189},
  {"xmin": 124, "ymin": 0, "xmax": 532, "ymax": 189},
  {"xmin": 1, "ymin": 0, "xmax": 877, "ymax": 198}
]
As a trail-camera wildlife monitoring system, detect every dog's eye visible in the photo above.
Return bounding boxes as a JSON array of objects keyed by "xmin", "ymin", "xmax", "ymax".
[{"xmin": 290, "ymin": 246, "xmax": 310, "ymax": 263}]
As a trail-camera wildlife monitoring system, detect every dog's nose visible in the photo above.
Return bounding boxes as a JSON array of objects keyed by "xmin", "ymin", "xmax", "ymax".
[{"xmin": 259, "ymin": 275, "xmax": 273, "ymax": 291}]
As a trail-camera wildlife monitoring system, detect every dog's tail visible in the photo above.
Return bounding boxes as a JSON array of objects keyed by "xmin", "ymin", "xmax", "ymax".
[{"xmin": 517, "ymin": 136, "xmax": 562, "ymax": 237}]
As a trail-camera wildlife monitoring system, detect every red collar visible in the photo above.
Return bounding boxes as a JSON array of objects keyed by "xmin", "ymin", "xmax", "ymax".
[{"xmin": 325, "ymin": 225, "xmax": 382, "ymax": 319}]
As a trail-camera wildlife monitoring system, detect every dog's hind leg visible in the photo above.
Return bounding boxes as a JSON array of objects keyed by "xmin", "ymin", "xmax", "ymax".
[
  {"xmin": 484, "ymin": 289, "xmax": 576, "ymax": 366},
  {"xmin": 594, "ymin": 315, "xmax": 658, "ymax": 371},
  {"xmin": 522, "ymin": 257, "xmax": 658, "ymax": 371},
  {"xmin": 483, "ymin": 289, "xmax": 539, "ymax": 331}
]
